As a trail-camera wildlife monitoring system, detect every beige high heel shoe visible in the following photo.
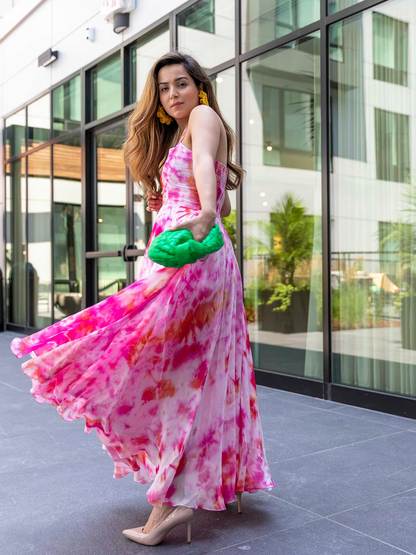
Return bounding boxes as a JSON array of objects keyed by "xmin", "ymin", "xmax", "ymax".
[
  {"xmin": 122, "ymin": 505, "xmax": 194, "ymax": 546},
  {"xmin": 236, "ymin": 491, "xmax": 243, "ymax": 514}
]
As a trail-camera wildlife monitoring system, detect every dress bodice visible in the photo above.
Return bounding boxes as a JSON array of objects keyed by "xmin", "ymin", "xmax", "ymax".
[{"xmin": 160, "ymin": 128, "xmax": 228, "ymax": 216}]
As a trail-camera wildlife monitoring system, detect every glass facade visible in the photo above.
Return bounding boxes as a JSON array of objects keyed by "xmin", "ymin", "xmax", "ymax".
[
  {"xmin": 28, "ymin": 94, "xmax": 50, "ymax": 151},
  {"xmin": 52, "ymin": 75, "xmax": 81, "ymax": 138},
  {"xmin": 27, "ymin": 148, "xmax": 51, "ymax": 329},
  {"xmin": 330, "ymin": 0, "xmax": 416, "ymax": 398},
  {"xmin": 5, "ymin": 109, "xmax": 26, "ymax": 159},
  {"xmin": 96, "ymin": 126, "xmax": 127, "ymax": 301},
  {"xmin": 91, "ymin": 53, "xmax": 122, "ymax": 121},
  {"xmin": 5, "ymin": 159, "xmax": 27, "ymax": 326},
  {"xmin": 177, "ymin": 0, "xmax": 235, "ymax": 68},
  {"xmin": 242, "ymin": 0, "xmax": 320, "ymax": 53},
  {"xmin": 242, "ymin": 32, "xmax": 322, "ymax": 378},
  {"xmin": 3, "ymin": 0, "xmax": 416, "ymax": 414},
  {"xmin": 130, "ymin": 26, "xmax": 170, "ymax": 103},
  {"xmin": 329, "ymin": 0, "xmax": 365, "ymax": 14},
  {"xmin": 53, "ymin": 135, "xmax": 82, "ymax": 322}
]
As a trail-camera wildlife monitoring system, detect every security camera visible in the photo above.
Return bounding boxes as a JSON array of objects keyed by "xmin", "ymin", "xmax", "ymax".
[{"xmin": 86, "ymin": 28, "xmax": 95, "ymax": 42}]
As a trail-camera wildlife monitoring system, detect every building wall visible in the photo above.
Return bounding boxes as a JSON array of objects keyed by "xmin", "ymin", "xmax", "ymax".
[{"xmin": 0, "ymin": 0, "xmax": 185, "ymax": 276}]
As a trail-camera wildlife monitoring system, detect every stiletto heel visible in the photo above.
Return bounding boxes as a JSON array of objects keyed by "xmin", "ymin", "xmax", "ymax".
[
  {"xmin": 122, "ymin": 506, "xmax": 194, "ymax": 546},
  {"xmin": 187, "ymin": 520, "xmax": 192, "ymax": 543},
  {"xmin": 236, "ymin": 491, "xmax": 242, "ymax": 514}
]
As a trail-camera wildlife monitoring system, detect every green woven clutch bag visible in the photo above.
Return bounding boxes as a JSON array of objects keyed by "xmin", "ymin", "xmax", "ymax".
[{"xmin": 148, "ymin": 223, "xmax": 224, "ymax": 268}]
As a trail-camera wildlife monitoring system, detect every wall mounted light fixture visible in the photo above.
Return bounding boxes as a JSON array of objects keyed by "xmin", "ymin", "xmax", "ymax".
[
  {"xmin": 38, "ymin": 48, "xmax": 58, "ymax": 67},
  {"xmin": 101, "ymin": 0, "xmax": 135, "ymax": 34},
  {"xmin": 113, "ymin": 12, "xmax": 129, "ymax": 33}
]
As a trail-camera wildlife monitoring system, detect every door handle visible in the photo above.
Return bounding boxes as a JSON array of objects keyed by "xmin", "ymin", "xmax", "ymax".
[
  {"xmin": 86, "ymin": 247, "xmax": 146, "ymax": 260},
  {"xmin": 122, "ymin": 244, "xmax": 145, "ymax": 262}
]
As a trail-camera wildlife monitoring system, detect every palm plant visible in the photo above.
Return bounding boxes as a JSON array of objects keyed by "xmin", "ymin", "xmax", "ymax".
[{"xmin": 244, "ymin": 193, "xmax": 314, "ymax": 312}]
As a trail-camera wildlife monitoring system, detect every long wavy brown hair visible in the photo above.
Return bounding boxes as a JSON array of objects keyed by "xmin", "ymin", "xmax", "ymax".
[{"xmin": 123, "ymin": 51, "xmax": 244, "ymax": 200}]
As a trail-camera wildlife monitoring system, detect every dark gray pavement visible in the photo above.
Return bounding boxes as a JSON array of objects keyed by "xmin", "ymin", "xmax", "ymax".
[{"xmin": 1, "ymin": 330, "xmax": 416, "ymax": 555}]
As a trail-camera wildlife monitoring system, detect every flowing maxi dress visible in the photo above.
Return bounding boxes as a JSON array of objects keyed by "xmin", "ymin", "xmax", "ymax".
[{"xmin": 10, "ymin": 125, "xmax": 276, "ymax": 511}]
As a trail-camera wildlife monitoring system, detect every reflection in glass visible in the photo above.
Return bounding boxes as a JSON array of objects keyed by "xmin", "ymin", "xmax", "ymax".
[
  {"xmin": 53, "ymin": 75, "xmax": 81, "ymax": 138},
  {"xmin": 6, "ymin": 160, "xmax": 27, "ymax": 326},
  {"xmin": 28, "ymin": 94, "xmax": 50, "ymax": 150},
  {"xmin": 5, "ymin": 109, "xmax": 26, "ymax": 159},
  {"xmin": 53, "ymin": 135, "xmax": 82, "ymax": 321},
  {"xmin": 96, "ymin": 126, "xmax": 127, "ymax": 300},
  {"xmin": 177, "ymin": 0, "xmax": 234, "ymax": 69},
  {"xmin": 330, "ymin": 1, "xmax": 416, "ymax": 398},
  {"xmin": 242, "ymin": 32, "xmax": 322, "ymax": 379},
  {"xmin": 242, "ymin": 0, "xmax": 320, "ymax": 54},
  {"xmin": 210, "ymin": 67, "xmax": 237, "ymax": 255},
  {"xmin": 373, "ymin": 12, "xmax": 408, "ymax": 87},
  {"xmin": 328, "ymin": 0, "xmax": 364, "ymax": 14},
  {"xmin": 131, "ymin": 26, "xmax": 170, "ymax": 103},
  {"xmin": 28, "ymin": 148, "xmax": 51, "ymax": 329},
  {"xmin": 98, "ymin": 258, "xmax": 126, "ymax": 302},
  {"xmin": 92, "ymin": 54, "xmax": 122, "ymax": 121}
]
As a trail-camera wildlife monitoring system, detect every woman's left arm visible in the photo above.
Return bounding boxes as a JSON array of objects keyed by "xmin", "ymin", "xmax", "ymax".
[
  {"xmin": 169, "ymin": 106, "xmax": 222, "ymax": 242},
  {"xmin": 191, "ymin": 105, "xmax": 220, "ymax": 221}
]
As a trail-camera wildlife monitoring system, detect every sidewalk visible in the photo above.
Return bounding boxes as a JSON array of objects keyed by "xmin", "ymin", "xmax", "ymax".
[{"xmin": 1, "ymin": 330, "xmax": 416, "ymax": 555}]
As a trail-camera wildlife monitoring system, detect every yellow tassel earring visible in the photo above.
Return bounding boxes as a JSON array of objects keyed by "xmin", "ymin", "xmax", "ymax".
[
  {"xmin": 199, "ymin": 90, "xmax": 209, "ymax": 106},
  {"xmin": 157, "ymin": 105, "xmax": 173, "ymax": 125}
]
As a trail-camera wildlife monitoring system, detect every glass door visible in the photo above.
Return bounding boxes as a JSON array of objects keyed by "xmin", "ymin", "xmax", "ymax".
[{"xmin": 86, "ymin": 122, "xmax": 145, "ymax": 305}]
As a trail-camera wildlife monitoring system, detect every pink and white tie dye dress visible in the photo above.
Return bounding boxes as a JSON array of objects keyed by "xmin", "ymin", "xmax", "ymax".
[{"xmin": 10, "ymin": 125, "xmax": 275, "ymax": 511}]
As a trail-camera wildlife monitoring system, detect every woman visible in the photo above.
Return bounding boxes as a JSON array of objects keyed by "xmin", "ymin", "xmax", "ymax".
[{"xmin": 10, "ymin": 51, "xmax": 275, "ymax": 546}]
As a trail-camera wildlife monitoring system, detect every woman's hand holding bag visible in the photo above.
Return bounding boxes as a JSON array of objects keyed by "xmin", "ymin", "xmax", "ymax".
[{"xmin": 148, "ymin": 223, "xmax": 224, "ymax": 268}]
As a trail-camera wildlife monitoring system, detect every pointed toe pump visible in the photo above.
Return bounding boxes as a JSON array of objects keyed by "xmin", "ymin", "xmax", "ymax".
[
  {"xmin": 122, "ymin": 505, "xmax": 194, "ymax": 546},
  {"xmin": 235, "ymin": 491, "xmax": 243, "ymax": 514}
]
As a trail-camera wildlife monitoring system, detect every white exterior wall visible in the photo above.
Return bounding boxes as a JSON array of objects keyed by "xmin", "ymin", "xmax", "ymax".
[{"xmin": 0, "ymin": 0, "xmax": 187, "ymax": 275}]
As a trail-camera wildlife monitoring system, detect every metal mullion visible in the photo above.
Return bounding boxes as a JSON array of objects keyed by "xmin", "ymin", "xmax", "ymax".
[
  {"xmin": 84, "ymin": 105, "xmax": 133, "ymax": 132},
  {"xmin": 25, "ymin": 142, "xmax": 29, "ymax": 330},
  {"xmin": 321, "ymin": 0, "xmax": 332, "ymax": 400},
  {"xmin": 2, "ymin": 131, "xmax": 6, "ymax": 330},
  {"xmin": 239, "ymin": 20, "xmax": 320, "ymax": 64},
  {"xmin": 123, "ymin": 16, "xmax": 170, "ymax": 50},
  {"xmin": 50, "ymin": 92, "xmax": 54, "ymax": 327},
  {"xmin": 121, "ymin": 45, "xmax": 127, "ymax": 108},
  {"xmin": 80, "ymin": 67, "xmax": 88, "ymax": 310},
  {"xmin": 206, "ymin": 58, "xmax": 236, "ymax": 78},
  {"xmin": 172, "ymin": 0, "xmax": 201, "ymax": 17},
  {"xmin": 235, "ymin": 0, "xmax": 243, "ymax": 277},
  {"xmin": 169, "ymin": 12, "xmax": 176, "ymax": 50}
]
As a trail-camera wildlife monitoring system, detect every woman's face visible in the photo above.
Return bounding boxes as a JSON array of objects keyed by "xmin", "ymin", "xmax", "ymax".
[{"xmin": 157, "ymin": 64, "xmax": 202, "ymax": 123}]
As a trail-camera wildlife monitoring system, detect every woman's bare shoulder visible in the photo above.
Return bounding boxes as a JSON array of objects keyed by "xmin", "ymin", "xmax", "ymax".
[{"xmin": 189, "ymin": 105, "xmax": 222, "ymax": 128}]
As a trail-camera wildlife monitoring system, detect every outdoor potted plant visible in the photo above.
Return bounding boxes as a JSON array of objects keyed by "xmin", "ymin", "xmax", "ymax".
[
  {"xmin": 378, "ymin": 181, "xmax": 416, "ymax": 349},
  {"xmin": 244, "ymin": 193, "xmax": 315, "ymax": 333}
]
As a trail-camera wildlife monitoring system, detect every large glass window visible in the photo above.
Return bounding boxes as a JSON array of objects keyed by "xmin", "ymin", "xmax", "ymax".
[
  {"xmin": 242, "ymin": 0, "xmax": 320, "ymax": 54},
  {"xmin": 212, "ymin": 67, "xmax": 237, "ymax": 255},
  {"xmin": 177, "ymin": 0, "xmax": 234, "ymax": 69},
  {"xmin": 130, "ymin": 26, "xmax": 170, "ymax": 103},
  {"xmin": 52, "ymin": 75, "xmax": 81, "ymax": 138},
  {"xmin": 96, "ymin": 126, "xmax": 127, "ymax": 300},
  {"xmin": 328, "ymin": 0, "xmax": 364, "ymax": 13},
  {"xmin": 28, "ymin": 94, "xmax": 50, "ymax": 151},
  {"xmin": 5, "ymin": 159, "xmax": 27, "ymax": 326},
  {"xmin": 53, "ymin": 135, "xmax": 82, "ymax": 322},
  {"xmin": 242, "ymin": 32, "xmax": 322, "ymax": 379},
  {"xmin": 27, "ymin": 148, "xmax": 52, "ymax": 329},
  {"xmin": 373, "ymin": 12, "xmax": 408, "ymax": 87},
  {"xmin": 91, "ymin": 53, "xmax": 122, "ymax": 121},
  {"xmin": 5, "ymin": 109, "xmax": 26, "ymax": 159},
  {"xmin": 330, "ymin": 0, "xmax": 416, "ymax": 398},
  {"xmin": 375, "ymin": 108, "xmax": 410, "ymax": 184}
]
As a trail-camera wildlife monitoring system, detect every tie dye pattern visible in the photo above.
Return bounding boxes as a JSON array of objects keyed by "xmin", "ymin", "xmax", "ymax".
[{"xmin": 10, "ymin": 126, "xmax": 275, "ymax": 510}]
